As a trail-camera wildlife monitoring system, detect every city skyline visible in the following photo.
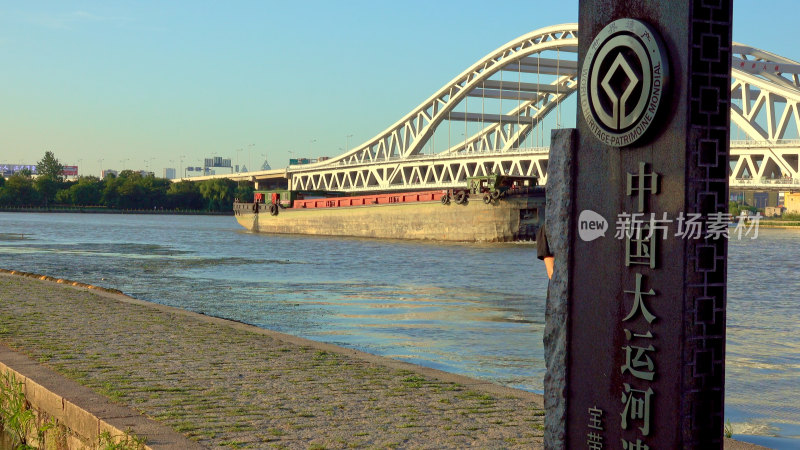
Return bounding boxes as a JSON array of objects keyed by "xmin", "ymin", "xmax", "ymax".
[{"xmin": 1, "ymin": 0, "xmax": 796, "ymax": 177}]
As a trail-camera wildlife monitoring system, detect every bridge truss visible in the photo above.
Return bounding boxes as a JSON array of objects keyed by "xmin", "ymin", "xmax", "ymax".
[{"xmin": 287, "ymin": 24, "xmax": 800, "ymax": 193}]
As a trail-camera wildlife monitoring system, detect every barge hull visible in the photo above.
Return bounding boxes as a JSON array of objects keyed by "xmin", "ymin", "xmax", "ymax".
[{"xmin": 234, "ymin": 196, "xmax": 542, "ymax": 242}]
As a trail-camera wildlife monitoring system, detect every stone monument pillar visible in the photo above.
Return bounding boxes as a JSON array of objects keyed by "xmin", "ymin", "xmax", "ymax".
[
  {"xmin": 561, "ymin": 1, "xmax": 733, "ymax": 448},
  {"xmin": 543, "ymin": 129, "xmax": 576, "ymax": 449}
]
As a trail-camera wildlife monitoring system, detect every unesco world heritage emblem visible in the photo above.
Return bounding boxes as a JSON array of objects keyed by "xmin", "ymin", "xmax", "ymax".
[{"xmin": 581, "ymin": 19, "xmax": 669, "ymax": 147}]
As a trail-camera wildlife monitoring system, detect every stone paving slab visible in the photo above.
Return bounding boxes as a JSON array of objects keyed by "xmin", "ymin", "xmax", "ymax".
[{"xmin": 0, "ymin": 272, "xmax": 546, "ymax": 449}]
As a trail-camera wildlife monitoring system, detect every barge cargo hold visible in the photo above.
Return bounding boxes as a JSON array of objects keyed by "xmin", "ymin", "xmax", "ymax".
[{"xmin": 233, "ymin": 184, "xmax": 544, "ymax": 242}]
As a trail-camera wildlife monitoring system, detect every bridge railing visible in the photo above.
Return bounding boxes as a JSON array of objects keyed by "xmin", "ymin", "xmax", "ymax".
[
  {"xmin": 730, "ymin": 139, "xmax": 800, "ymax": 148},
  {"xmin": 730, "ymin": 176, "xmax": 800, "ymax": 187},
  {"xmin": 287, "ymin": 146, "xmax": 551, "ymax": 170}
]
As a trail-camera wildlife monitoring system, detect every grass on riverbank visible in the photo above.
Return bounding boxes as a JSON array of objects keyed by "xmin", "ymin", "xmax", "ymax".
[
  {"xmin": 1, "ymin": 369, "xmax": 146, "ymax": 450},
  {"xmin": 757, "ymin": 216, "xmax": 800, "ymax": 227},
  {"xmin": 760, "ymin": 221, "xmax": 800, "ymax": 227},
  {"xmin": 734, "ymin": 212, "xmax": 800, "ymax": 228},
  {"xmin": 0, "ymin": 370, "xmax": 38, "ymax": 449}
]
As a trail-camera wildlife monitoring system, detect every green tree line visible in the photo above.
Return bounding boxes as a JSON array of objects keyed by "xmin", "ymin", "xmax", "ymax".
[{"xmin": 0, "ymin": 152, "xmax": 253, "ymax": 211}]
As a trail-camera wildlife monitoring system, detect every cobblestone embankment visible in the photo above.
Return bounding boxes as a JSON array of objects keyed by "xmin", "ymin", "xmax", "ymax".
[{"xmin": 0, "ymin": 271, "xmax": 545, "ymax": 449}]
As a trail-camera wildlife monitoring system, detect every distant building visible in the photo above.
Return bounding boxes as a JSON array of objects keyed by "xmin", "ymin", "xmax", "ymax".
[
  {"xmin": 764, "ymin": 206, "xmax": 784, "ymax": 217},
  {"xmin": 102, "ymin": 169, "xmax": 119, "ymax": 178},
  {"xmin": 0, "ymin": 164, "xmax": 80, "ymax": 177},
  {"xmin": 0, "ymin": 164, "xmax": 37, "ymax": 177},
  {"xmin": 204, "ymin": 157, "xmax": 231, "ymax": 170},
  {"xmin": 786, "ymin": 193, "xmax": 800, "ymax": 214},
  {"xmin": 62, "ymin": 166, "xmax": 78, "ymax": 177},
  {"xmin": 164, "ymin": 168, "xmax": 176, "ymax": 179},
  {"xmin": 730, "ymin": 190, "xmax": 780, "ymax": 209}
]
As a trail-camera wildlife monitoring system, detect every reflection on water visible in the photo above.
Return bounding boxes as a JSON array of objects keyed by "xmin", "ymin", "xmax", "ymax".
[
  {"xmin": 726, "ymin": 228, "xmax": 800, "ymax": 442},
  {"xmin": 0, "ymin": 212, "xmax": 797, "ymax": 440}
]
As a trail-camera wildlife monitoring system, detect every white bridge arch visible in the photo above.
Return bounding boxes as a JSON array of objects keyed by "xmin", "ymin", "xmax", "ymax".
[{"xmin": 287, "ymin": 24, "xmax": 800, "ymax": 192}]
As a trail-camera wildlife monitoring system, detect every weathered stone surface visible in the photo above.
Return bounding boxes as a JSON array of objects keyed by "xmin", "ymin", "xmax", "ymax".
[
  {"xmin": 543, "ymin": 128, "xmax": 576, "ymax": 450},
  {"xmin": 570, "ymin": 1, "xmax": 732, "ymax": 447},
  {"xmin": 24, "ymin": 377, "xmax": 67, "ymax": 423},
  {"xmin": 62, "ymin": 399, "xmax": 100, "ymax": 442},
  {"xmin": 0, "ymin": 272, "xmax": 546, "ymax": 448}
]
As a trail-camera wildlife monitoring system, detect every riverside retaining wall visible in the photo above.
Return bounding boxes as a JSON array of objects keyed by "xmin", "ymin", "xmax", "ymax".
[{"xmin": 0, "ymin": 346, "xmax": 202, "ymax": 449}]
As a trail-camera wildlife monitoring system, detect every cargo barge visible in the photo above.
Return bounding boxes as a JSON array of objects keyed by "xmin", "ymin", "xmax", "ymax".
[{"xmin": 232, "ymin": 175, "xmax": 544, "ymax": 242}]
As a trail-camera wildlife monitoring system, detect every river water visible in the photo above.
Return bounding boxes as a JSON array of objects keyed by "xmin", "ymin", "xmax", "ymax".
[{"xmin": 0, "ymin": 212, "xmax": 797, "ymax": 445}]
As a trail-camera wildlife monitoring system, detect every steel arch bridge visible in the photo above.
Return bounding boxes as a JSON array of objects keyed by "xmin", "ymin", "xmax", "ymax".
[{"xmin": 286, "ymin": 23, "xmax": 800, "ymax": 193}]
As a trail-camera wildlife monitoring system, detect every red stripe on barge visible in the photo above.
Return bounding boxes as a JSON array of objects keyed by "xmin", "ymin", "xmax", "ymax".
[{"xmin": 292, "ymin": 190, "xmax": 446, "ymax": 209}]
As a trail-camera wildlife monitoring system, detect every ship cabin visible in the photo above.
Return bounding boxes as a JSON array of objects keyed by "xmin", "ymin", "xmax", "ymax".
[
  {"xmin": 252, "ymin": 190, "xmax": 337, "ymax": 208},
  {"xmin": 465, "ymin": 174, "xmax": 539, "ymax": 196}
]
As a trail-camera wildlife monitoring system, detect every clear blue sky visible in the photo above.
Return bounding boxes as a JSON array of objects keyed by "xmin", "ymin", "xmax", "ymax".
[{"xmin": 1, "ymin": 1, "xmax": 795, "ymax": 177}]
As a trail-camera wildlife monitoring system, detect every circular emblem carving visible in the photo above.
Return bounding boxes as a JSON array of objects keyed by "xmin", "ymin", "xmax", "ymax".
[{"xmin": 580, "ymin": 19, "xmax": 668, "ymax": 147}]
